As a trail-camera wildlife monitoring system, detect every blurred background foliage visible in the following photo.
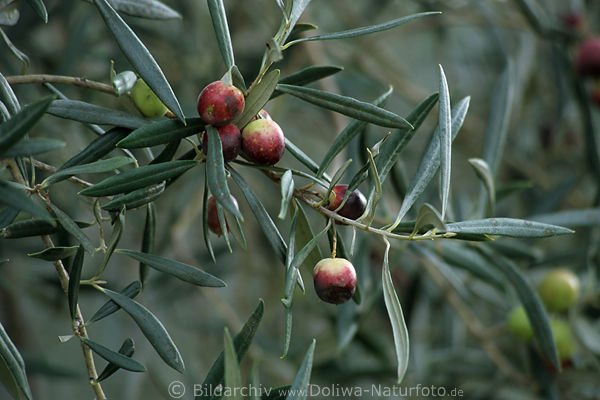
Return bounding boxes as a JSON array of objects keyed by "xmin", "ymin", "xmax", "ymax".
[{"xmin": 1, "ymin": 0, "xmax": 600, "ymax": 399}]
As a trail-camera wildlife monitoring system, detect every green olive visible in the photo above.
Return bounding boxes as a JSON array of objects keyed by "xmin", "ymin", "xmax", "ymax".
[
  {"xmin": 538, "ymin": 269, "xmax": 580, "ymax": 312},
  {"xmin": 507, "ymin": 306, "xmax": 533, "ymax": 341},
  {"xmin": 131, "ymin": 78, "xmax": 167, "ymax": 118},
  {"xmin": 550, "ymin": 319, "xmax": 575, "ymax": 361}
]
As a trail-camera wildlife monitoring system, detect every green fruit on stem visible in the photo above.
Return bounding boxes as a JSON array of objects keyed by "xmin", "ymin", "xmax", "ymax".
[
  {"xmin": 550, "ymin": 319, "xmax": 575, "ymax": 361},
  {"xmin": 538, "ymin": 269, "xmax": 580, "ymax": 312},
  {"xmin": 507, "ymin": 306, "xmax": 533, "ymax": 341},
  {"xmin": 131, "ymin": 78, "xmax": 168, "ymax": 118}
]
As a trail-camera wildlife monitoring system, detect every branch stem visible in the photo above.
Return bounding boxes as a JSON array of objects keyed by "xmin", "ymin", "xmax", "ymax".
[{"xmin": 5, "ymin": 74, "xmax": 116, "ymax": 96}]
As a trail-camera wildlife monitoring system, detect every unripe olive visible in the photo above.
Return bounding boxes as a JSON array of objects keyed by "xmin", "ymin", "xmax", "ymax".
[
  {"xmin": 241, "ymin": 119, "xmax": 285, "ymax": 165},
  {"xmin": 313, "ymin": 258, "xmax": 357, "ymax": 305},
  {"xmin": 197, "ymin": 81, "xmax": 245, "ymax": 126},
  {"xmin": 201, "ymin": 124, "xmax": 242, "ymax": 162},
  {"xmin": 206, "ymin": 195, "xmax": 239, "ymax": 236},
  {"xmin": 328, "ymin": 184, "xmax": 367, "ymax": 221},
  {"xmin": 507, "ymin": 306, "xmax": 533, "ymax": 341},
  {"xmin": 538, "ymin": 269, "xmax": 580, "ymax": 312},
  {"xmin": 131, "ymin": 78, "xmax": 167, "ymax": 118},
  {"xmin": 550, "ymin": 319, "xmax": 575, "ymax": 361}
]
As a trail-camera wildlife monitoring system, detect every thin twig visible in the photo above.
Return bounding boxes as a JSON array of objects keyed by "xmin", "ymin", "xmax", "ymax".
[
  {"xmin": 6, "ymin": 160, "xmax": 106, "ymax": 399},
  {"xmin": 25, "ymin": 158, "xmax": 95, "ymax": 188},
  {"xmin": 41, "ymin": 236, "xmax": 107, "ymax": 400},
  {"xmin": 296, "ymin": 191, "xmax": 456, "ymax": 241},
  {"xmin": 6, "ymin": 74, "xmax": 116, "ymax": 96}
]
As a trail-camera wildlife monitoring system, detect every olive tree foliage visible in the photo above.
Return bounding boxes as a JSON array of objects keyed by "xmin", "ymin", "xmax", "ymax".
[{"xmin": 0, "ymin": 0, "xmax": 599, "ymax": 399}]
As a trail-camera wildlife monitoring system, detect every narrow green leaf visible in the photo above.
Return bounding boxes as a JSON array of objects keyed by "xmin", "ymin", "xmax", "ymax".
[
  {"xmin": 202, "ymin": 177, "xmax": 217, "ymax": 263},
  {"xmin": 0, "ymin": 208, "xmax": 18, "ymax": 229},
  {"xmin": 294, "ymin": 203, "xmax": 323, "ymax": 271},
  {"xmin": 118, "ymin": 117, "xmax": 204, "ymax": 148},
  {"xmin": 229, "ymin": 166, "xmax": 287, "ymax": 265},
  {"xmin": 58, "ymin": 127, "xmax": 131, "ymax": 170},
  {"xmin": 93, "ymin": 0, "xmax": 185, "ymax": 122},
  {"xmin": 223, "ymin": 328, "xmax": 242, "ymax": 400},
  {"xmin": 388, "ymin": 96, "xmax": 470, "ymax": 230},
  {"xmin": 1, "ymin": 138, "xmax": 64, "ymax": 158},
  {"xmin": 88, "ymin": 0, "xmax": 182, "ymax": 20},
  {"xmin": 276, "ymin": 84, "xmax": 413, "ymax": 129},
  {"xmin": 97, "ymin": 338, "xmax": 136, "ymax": 382},
  {"xmin": 374, "ymin": 92, "xmax": 439, "ymax": 191},
  {"xmin": 357, "ymin": 148, "xmax": 381, "ymax": 225},
  {"xmin": 200, "ymin": 299, "xmax": 264, "ymax": 399},
  {"xmin": 282, "ymin": 308, "xmax": 293, "ymax": 360},
  {"xmin": 231, "ymin": 65, "xmax": 246, "ymax": 92},
  {"xmin": 283, "ymin": 209, "xmax": 299, "ymax": 305},
  {"xmin": 100, "ymin": 288, "xmax": 185, "ymax": 373},
  {"xmin": 444, "ymin": 218, "xmax": 574, "ymax": 238},
  {"xmin": 43, "ymin": 156, "xmax": 135, "ymax": 187},
  {"xmin": 284, "ymin": 138, "xmax": 326, "ymax": 178},
  {"xmin": 139, "ymin": 203, "xmax": 156, "ymax": 285},
  {"xmin": 286, "ymin": 11, "xmax": 440, "ymax": 47},
  {"xmin": 25, "ymin": 0, "xmax": 48, "ymax": 23},
  {"xmin": 317, "ymin": 87, "xmax": 392, "ymax": 178},
  {"xmin": 411, "ymin": 203, "xmax": 446, "ymax": 236},
  {"xmin": 468, "ymin": 158, "xmax": 495, "ymax": 216},
  {"xmin": 79, "ymin": 160, "xmax": 196, "ymax": 197},
  {"xmin": 0, "ymin": 72, "xmax": 20, "ymax": 115},
  {"xmin": 324, "ymin": 159, "xmax": 353, "ymax": 206},
  {"xmin": 381, "ymin": 238, "xmax": 409, "ymax": 383},
  {"xmin": 0, "ymin": 322, "xmax": 32, "ymax": 400},
  {"xmin": 278, "ymin": 170, "xmax": 294, "ymax": 220},
  {"xmin": 207, "ymin": 0, "xmax": 234, "ymax": 69},
  {"xmin": 0, "ymin": 29, "xmax": 30, "ymax": 73},
  {"xmin": 47, "ymin": 202, "xmax": 95, "ymax": 253},
  {"xmin": 529, "ymin": 208, "xmax": 600, "ymax": 228},
  {"xmin": 47, "ymin": 99, "xmax": 147, "ymax": 129},
  {"xmin": 206, "ymin": 126, "xmax": 243, "ymax": 219},
  {"xmin": 67, "ymin": 246, "xmax": 85, "ymax": 320},
  {"xmin": 285, "ymin": 339, "xmax": 316, "ymax": 400},
  {"xmin": 98, "ymin": 208, "xmax": 125, "ymax": 275},
  {"xmin": 0, "ymin": 179, "xmax": 51, "ymax": 220},
  {"xmin": 0, "ymin": 219, "xmax": 92, "ymax": 239},
  {"xmin": 438, "ymin": 65, "xmax": 451, "ymax": 220},
  {"xmin": 0, "ymin": 95, "xmax": 54, "ymax": 155},
  {"xmin": 479, "ymin": 248, "xmax": 560, "ymax": 370},
  {"xmin": 289, "ymin": 218, "xmax": 330, "ymax": 275},
  {"xmin": 235, "ymin": 69, "xmax": 280, "ymax": 129},
  {"xmin": 27, "ymin": 245, "xmax": 79, "ymax": 261},
  {"xmin": 115, "ymin": 249, "xmax": 226, "ymax": 287},
  {"xmin": 271, "ymin": 65, "xmax": 343, "ymax": 99},
  {"xmin": 88, "ymin": 281, "xmax": 142, "ymax": 324},
  {"xmin": 101, "ymin": 181, "xmax": 165, "ymax": 211},
  {"xmin": 281, "ymin": 0, "xmax": 311, "ymax": 43},
  {"xmin": 82, "ymin": 338, "xmax": 145, "ymax": 372}
]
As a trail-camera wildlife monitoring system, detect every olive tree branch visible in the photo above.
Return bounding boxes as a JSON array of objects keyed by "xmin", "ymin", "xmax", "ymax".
[
  {"xmin": 40, "ymin": 235, "xmax": 107, "ymax": 400},
  {"xmin": 6, "ymin": 159, "xmax": 106, "ymax": 399},
  {"xmin": 5, "ymin": 74, "xmax": 116, "ymax": 96}
]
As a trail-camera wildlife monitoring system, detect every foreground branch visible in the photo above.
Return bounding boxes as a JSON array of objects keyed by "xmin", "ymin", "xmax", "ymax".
[{"xmin": 6, "ymin": 74, "xmax": 116, "ymax": 96}]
